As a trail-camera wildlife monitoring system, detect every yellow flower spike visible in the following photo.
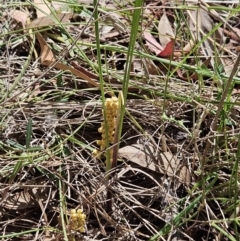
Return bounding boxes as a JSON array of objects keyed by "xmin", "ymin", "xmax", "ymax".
[
  {"xmin": 77, "ymin": 209, "xmax": 83, "ymax": 214},
  {"xmin": 100, "ymin": 141, "xmax": 105, "ymax": 147},
  {"xmin": 95, "ymin": 96, "xmax": 119, "ymax": 159},
  {"xmin": 70, "ymin": 210, "xmax": 78, "ymax": 220},
  {"xmin": 111, "ymin": 96, "xmax": 118, "ymax": 102},
  {"xmin": 108, "ymin": 128, "xmax": 114, "ymax": 134},
  {"xmin": 78, "ymin": 218, "xmax": 85, "ymax": 223},
  {"xmin": 71, "ymin": 216, "xmax": 78, "ymax": 222},
  {"xmin": 69, "ymin": 209, "xmax": 86, "ymax": 233},
  {"xmin": 105, "ymin": 100, "xmax": 111, "ymax": 106},
  {"xmin": 93, "ymin": 150, "xmax": 101, "ymax": 159},
  {"xmin": 70, "ymin": 209, "xmax": 76, "ymax": 214},
  {"xmin": 109, "ymin": 138, "xmax": 114, "ymax": 144},
  {"xmin": 72, "ymin": 224, "xmax": 78, "ymax": 231},
  {"xmin": 106, "ymin": 109, "xmax": 112, "ymax": 115},
  {"xmin": 98, "ymin": 127, "xmax": 103, "ymax": 133},
  {"xmin": 110, "ymin": 102, "xmax": 117, "ymax": 110},
  {"xmin": 96, "ymin": 140, "xmax": 102, "ymax": 145},
  {"xmin": 79, "ymin": 226, "xmax": 85, "ymax": 233}
]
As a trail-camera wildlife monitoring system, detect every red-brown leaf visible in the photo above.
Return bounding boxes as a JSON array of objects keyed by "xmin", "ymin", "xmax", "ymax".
[{"xmin": 158, "ymin": 39, "xmax": 175, "ymax": 57}]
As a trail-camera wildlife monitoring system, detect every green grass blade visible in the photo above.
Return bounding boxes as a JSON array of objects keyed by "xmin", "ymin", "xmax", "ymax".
[
  {"xmin": 93, "ymin": 0, "xmax": 111, "ymax": 170},
  {"xmin": 117, "ymin": 0, "xmax": 144, "ymax": 163}
]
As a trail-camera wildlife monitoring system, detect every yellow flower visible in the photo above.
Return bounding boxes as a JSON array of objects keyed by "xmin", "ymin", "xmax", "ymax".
[
  {"xmin": 96, "ymin": 140, "xmax": 102, "ymax": 145},
  {"xmin": 69, "ymin": 209, "xmax": 86, "ymax": 233},
  {"xmin": 93, "ymin": 96, "xmax": 118, "ymax": 159},
  {"xmin": 100, "ymin": 144, "xmax": 105, "ymax": 151},
  {"xmin": 98, "ymin": 127, "xmax": 103, "ymax": 133},
  {"xmin": 79, "ymin": 226, "xmax": 85, "ymax": 233}
]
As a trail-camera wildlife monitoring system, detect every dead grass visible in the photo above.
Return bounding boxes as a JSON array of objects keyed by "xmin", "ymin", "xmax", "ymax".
[{"xmin": 0, "ymin": 0, "xmax": 240, "ymax": 240}]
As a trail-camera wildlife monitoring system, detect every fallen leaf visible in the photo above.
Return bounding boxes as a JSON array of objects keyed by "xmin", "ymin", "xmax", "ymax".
[
  {"xmin": 144, "ymin": 58, "xmax": 161, "ymax": 75},
  {"xmin": 34, "ymin": 0, "xmax": 52, "ymax": 18},
  {"xmin": 27, "ymin": 13, "xmax": 75, "ymax": 29},
  {"xmin": 183, "ymin": 39, "xmax": 195, "ymax": 53},
  {"xmin": 119, "ymin": 144, "xmax": 190, "ymax": 185},
  {"xmin": 223, "ymin": 27, "xmax": 240, "ymax": 42},
  {"xmin": 158, "ymin": 39, "xmax": 175, "ymax": 57},
  {"xmin": 51, "ymin": 0, "xmax": 67, "ymax": 12},
  {"xmin": 36, "ymin": 33, "xmax": 99, "ymax": 87},
  {"xmin": 71, "ymin": 61, "xmax": 98, "ymax": 80},
  {"xmin": 158, "ymin": 12, "xmax": 175, "ymax": 48},
  {"xmin": 103, "ymin": 30, "xmax": 120, "ymax": 39},
  {"xmin": 143, "ymin": 32, "xmax": 176, "ymax": 58},
  {"xmin": 143, "ymin": 31, "xmax": 163, "ymax": 55},
  {"xmin": 54, "ymin": 63, "xmax": 99, "ymax": 87},
  {"xmin": 101, "ymin": 25, "xmax": 114, "ymax": 35},
  {"xmin": 103, "ymin": 13, "xmax": 128, "ymax": 34},
  {"xmin": 100, "ymin": 25, "xmax": 118, "ymax": 39},
  {"xmin": 9, "ymin": 10, "xmax": 29, "ymax": 28},
  {"xmin": 36, "ymin": 33, "xmax": 55, "ymax": 64},
  {"xmin": 34, "ymin": 0, "xmax": 68, "ymax": 19},
  {"xmin": 222, "ymin": 57, "xmax": 237, "ymax": 76},
  {"xmin": 188, "ymin": 9, "xmax": 221, "ymax": 67}
]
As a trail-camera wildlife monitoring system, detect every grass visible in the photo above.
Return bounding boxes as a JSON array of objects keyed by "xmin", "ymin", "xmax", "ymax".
[{"xmin": 0, "ymin": 0, "xmax": 240, "ymax": 240}]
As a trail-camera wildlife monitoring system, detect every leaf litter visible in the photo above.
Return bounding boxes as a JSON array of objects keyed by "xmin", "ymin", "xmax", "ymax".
[{"xmin": 1, "ymin": 0, "xmax": 240, "ymax": 240}]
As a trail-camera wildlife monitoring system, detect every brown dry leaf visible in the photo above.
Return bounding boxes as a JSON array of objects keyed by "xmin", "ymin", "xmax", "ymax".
[
  {"xmin": 158, "ymin": 39, "xmax": 175, "ymax": 57},
  {"xmin": 51, "ymin": 0, "xmax": 66, "ymax": 11},
  {"xmin": 100, "ymin": 25, "xmax": 117, "ymax": 39},
  {"xmin": 103, "ymin": 30, "xmax": 120, "ymax": 39},
  {"xmin": 34, "ymin": 0, "xmax": 52, "ymax": 18},
  {"xmin": 144, "ymin": 58, "xmax": 160, "ymax": 75},
  {"xmin": 143, "ymin": 31, "xmax": 177, "ymax": 58},
  {"xmin": 9, "ymin": 10, "xmax": 29, "ymax": 28},
  {"xmin": 222, "ymin": 57, "xmax": 238, "ymax": 76},
  {"xmin": 119, "ymin": 144, "xmax": 190, "ymax": 185},
  {"xmin": 36, "ymin": 33, "xmax": 99, "ymax": 87},
  {"xmin": 223, "ymin": 27, "xmax": 240, "ymax": 42},
  {"xmin": 71, "ymin": 61, "xmax": 98, "ymax": 80},
  {"xmin": 171, "ymin": 40, "xmax": 194, "ymax": 59},
  {"xmin": 188, "ymin": 9, "xmax": 222, "ymax": 67},
  {"xmin": 183, "ymin": 39, "xmax": 195, "ymax": 53},
  {"xmin": 54, "ymin": 63, "xmax": 99, "ymax": 87},
  {"xmin": 36, "ymin": 32, "xmax": 55, "ymax": 64},
  {"xmin": 102, "ymin": 13, "xmax": 128, "ymax": 34},
  {"xmin": 158, "ymin": 12, "xmax": 175, "ymax": 48},
  {"xmin": 34, "ymin": 0, "xmax": 65, "ymax": 18},
  {"xmin": 27, "ymin": 13, "xmax": 75, "ymax": 29},
  {"xmin": 143, "ymin": 31, "xmax": 163, "ymax": 55}
]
